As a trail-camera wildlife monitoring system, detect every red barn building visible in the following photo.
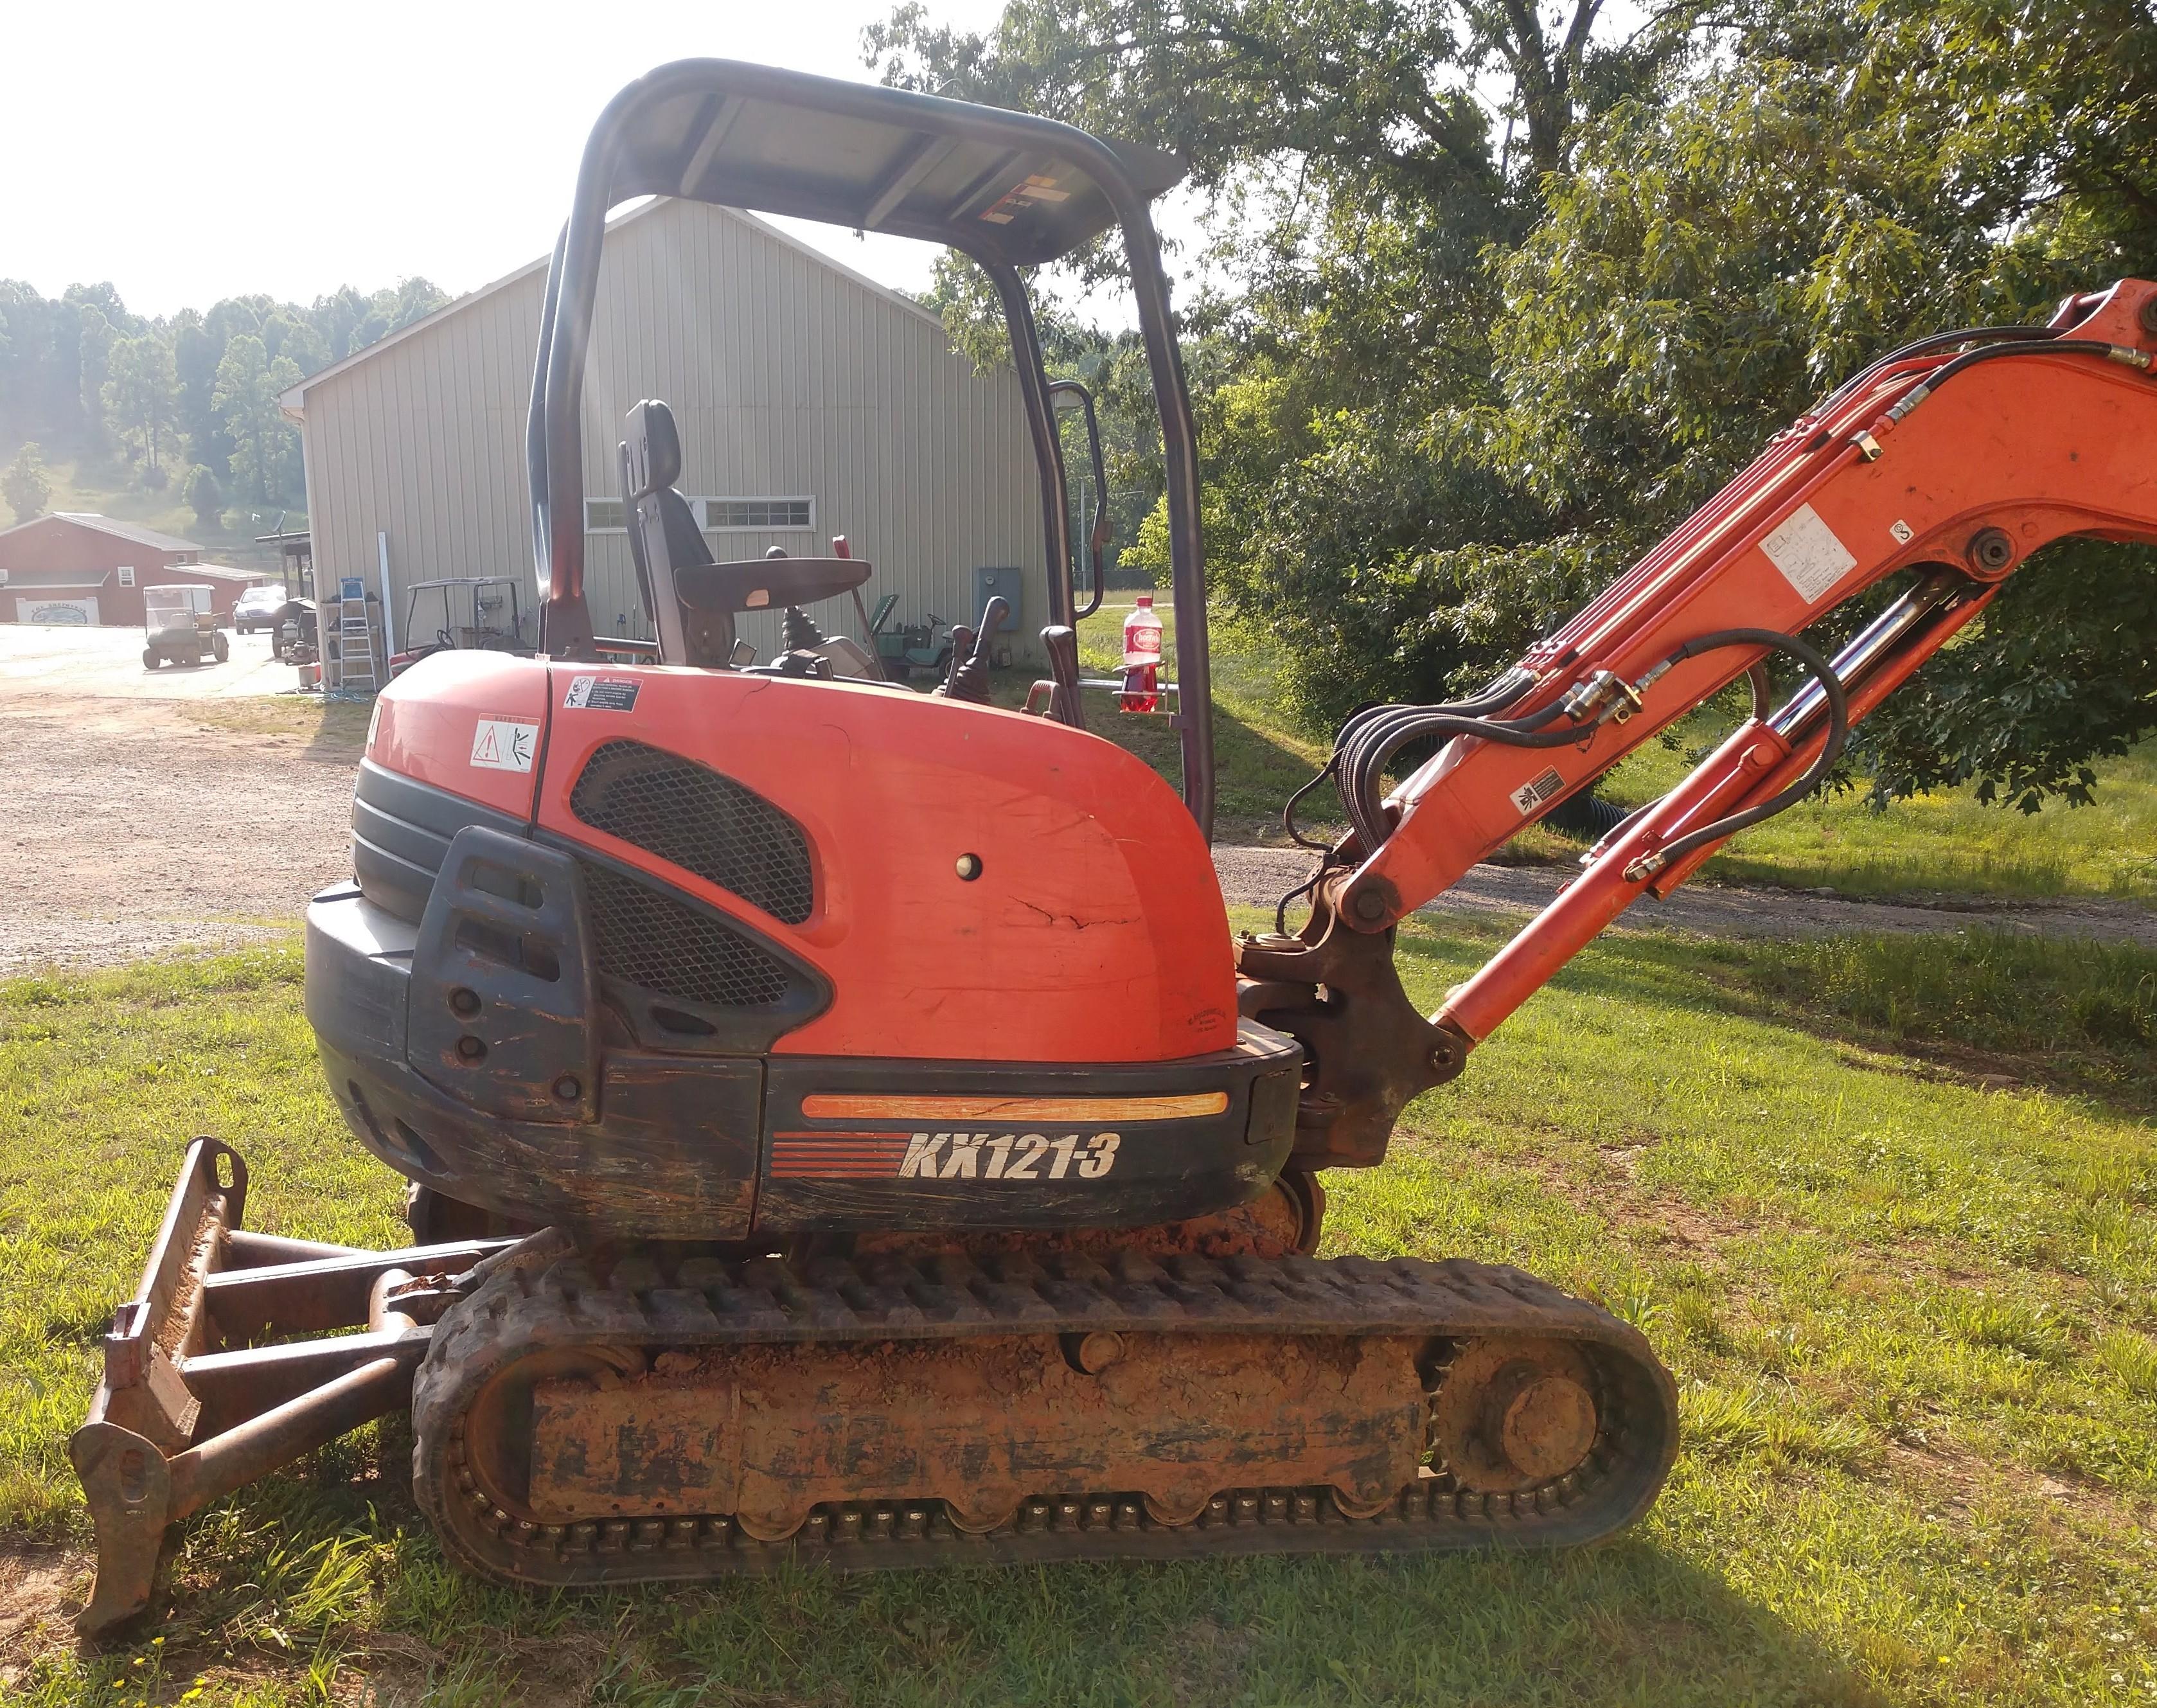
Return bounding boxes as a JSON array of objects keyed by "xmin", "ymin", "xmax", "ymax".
[{"xmin": 0, "ymin": 513, "xmax": 264, "ymax": 626}]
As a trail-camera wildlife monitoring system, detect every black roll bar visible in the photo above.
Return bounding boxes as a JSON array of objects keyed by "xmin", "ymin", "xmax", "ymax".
[
  {"xmin": 1048, "ymin": 378, "xmax": 1110, "ymax": 621},
  {"xmin": 525, "ymin": 58, "xmax": 1214, "ymax": 837}
]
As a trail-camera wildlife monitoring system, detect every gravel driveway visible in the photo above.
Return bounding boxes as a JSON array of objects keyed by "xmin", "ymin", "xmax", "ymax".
[
  {"xmin": 1212, "ymin": 846, "xmax": 2157, "ymax": 947},
  {"xmin": 0, "ymin": 698, "xmax": 355, "ymax": 972},
  {"xmin": 2, "ymin": 691, "xmax": 2152, "ymax": 974}
]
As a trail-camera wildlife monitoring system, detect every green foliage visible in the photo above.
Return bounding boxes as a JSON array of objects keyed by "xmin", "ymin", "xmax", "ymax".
[
  {"xmin": 101, "ymin": 332, "xmax": 178, "ymax": 473},
  {"xmin": 184, "ymin": 462, "xmax": 223, "ymax": 529},
  {"xmin": 3, "ymin": 440, "xmax": 50, "ymax": 523},
  {"xmin": 0, "ymin": 275, "xmax": 449, "ymax": 517},
  {"xmin": 877, "ymin": 0, "xmax": 2157, "ymax": 819},
  {"xmin": 212, "ymin": 334, "xmax": 306, "ymax": 503}
]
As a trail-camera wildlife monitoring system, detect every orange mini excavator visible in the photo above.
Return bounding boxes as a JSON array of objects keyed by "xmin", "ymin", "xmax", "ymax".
[{"xmin": 71, "ymin": 57, "xmax": 2157, "ymax": 1633}]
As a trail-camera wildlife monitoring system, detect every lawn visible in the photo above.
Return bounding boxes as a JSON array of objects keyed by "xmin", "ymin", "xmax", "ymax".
[
  {"xmin": 1593, "ymin": 726, "xmax": 2157, "ymax": 902},
  {"xmin": 3, "ymin": 922, "xmax": 2152, "ymax": 1706}
]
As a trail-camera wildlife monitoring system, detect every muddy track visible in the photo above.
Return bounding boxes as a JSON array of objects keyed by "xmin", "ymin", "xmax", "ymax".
[{"xmin": 3, "ymin": 696, "xmax": 2151, "ymax": 973}]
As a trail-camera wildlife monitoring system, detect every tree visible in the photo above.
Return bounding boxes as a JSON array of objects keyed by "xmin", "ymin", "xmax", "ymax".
[
  {"xmin": 184, "ymin": 463, "xmax": 222, "ymax": 528},
  {"xmin": 72, "ymin": 305, "xmax": 116, "ymax": 456},
  {"xmin": 102, "ymin": 334, "xmax": 179, "ymax": 472},
  {"xmin": 1469, "ymin": 0, "xmax": 2157, "ymax": 805},
  {"xmin": 884, "ymin": 0, "xmax": 2157, "ymax": 811},
  {"xmin": 3, "ymin": 442, "xmax": 51, "ymax": 524},
  {"xmin": 213, "ymin": 334, "xmax": 280, "ymax": 501}
]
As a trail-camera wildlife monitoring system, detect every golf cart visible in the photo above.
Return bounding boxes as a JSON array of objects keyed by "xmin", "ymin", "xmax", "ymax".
[
  {"xmin": 866, "ymin": 593, "xmax": 957, "ymax": 683},
  {"xmin": 388, "ymin": 576, "xmax": 534, "ymax": 676},
  {"xmin": 141, "ymin": 584, "xmax": 228, "ymax": 668}
]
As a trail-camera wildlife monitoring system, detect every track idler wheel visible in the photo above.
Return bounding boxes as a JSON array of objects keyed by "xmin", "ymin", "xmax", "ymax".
[{"xmin": 1428, "ymin": 1337, "xmax": 1600, "ymax": 1493}]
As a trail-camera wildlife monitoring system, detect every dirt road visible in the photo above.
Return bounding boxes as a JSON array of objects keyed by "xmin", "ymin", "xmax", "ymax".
[
  {"xmin": 2, "ymin": 691, "xmax": 2152, "ymax": 972},
  {"xmin": 0, "ymin": 697, "xmax": 356, "ymax": 972},
  {"xmin": 0, "ymin": 621, "xmax": 296, "ymax": 700},
  {"xmin": 1212, "ymin": 845, "xmax": 2157, "ymax": 947}
]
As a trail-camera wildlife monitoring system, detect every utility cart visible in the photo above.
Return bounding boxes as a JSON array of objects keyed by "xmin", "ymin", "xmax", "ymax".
[
  {"xmin": 389, "ymin": 577, "xmax": 535, "ymax": 676},
  {"xmin": 141, "ymin": 584, "xmax": 228, "ymax": 669}
]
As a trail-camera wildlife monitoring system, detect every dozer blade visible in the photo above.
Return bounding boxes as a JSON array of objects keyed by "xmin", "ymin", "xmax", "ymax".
[
  {"xmin": 70, "ymin": 1139, "xmax": 504, "ymax": 1637},
  {"xmin": 413, "ymin": 1245, "xmax": 1680, "ymax": 1583}
]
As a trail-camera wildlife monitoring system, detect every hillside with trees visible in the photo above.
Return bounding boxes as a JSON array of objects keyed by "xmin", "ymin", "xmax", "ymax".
[
  {"xmin": 0, "ymin": 277, "xmax": 447, "ymax": 563},
  {"xmin": 873, "ymin": 0, "xmax": 2157, "ymax": 814}
]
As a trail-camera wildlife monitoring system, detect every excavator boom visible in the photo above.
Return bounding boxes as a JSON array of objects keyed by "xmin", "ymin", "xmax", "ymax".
[{"xmin": 1241, "ymin": 278, "xmax": 2157, "ymax": 1163}]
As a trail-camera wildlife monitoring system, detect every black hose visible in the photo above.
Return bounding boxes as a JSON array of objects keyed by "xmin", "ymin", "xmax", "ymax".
[
  {"xmin": 1812, "ymin": 323, "xmax": 2061, "ymax": 418},
  {"xmin": 1881, "ymin": 339, "xmax": 2136, "ymax": 426},
  {"xmin": 1628, "ymin": 627, "xmax": 1849, "ymax": 878},
  {"xmin": 1336, "ymin": 704, "xmax": 1607, "ymax": 850},
  {"xmin": 1544, "ymin": 792, "xmax": 1633, "ymax": 841}
]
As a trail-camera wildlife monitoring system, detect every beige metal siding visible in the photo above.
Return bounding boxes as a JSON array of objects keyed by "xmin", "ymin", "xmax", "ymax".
[{"xmin": 297, "ymin": 200, "xmax": 1048, "ymax": 665}]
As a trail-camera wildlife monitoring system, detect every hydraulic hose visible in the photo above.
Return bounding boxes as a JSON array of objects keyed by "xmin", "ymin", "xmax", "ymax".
[
  {"xmin": 1876, "ymin": 338, "xmax": 2151, "ymax": 428},
  {"xmin": 1335, "ymin": 701, "xmax": 1608, "ymax": 851},
  {"xmin": 1622, "ymin": 627, "xmax": 1849, "ymax": 880}
]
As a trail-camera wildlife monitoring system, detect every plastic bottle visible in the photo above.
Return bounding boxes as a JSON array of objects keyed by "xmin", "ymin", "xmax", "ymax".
[{"xmin": 1119, "ymin": 592, "xmax": 1162, "ymax": 713}]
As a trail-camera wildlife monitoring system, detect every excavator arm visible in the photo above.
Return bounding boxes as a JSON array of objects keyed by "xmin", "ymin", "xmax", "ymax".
[{"xmin": 1239, "ymin": 277, "xmax": 2157, "ymax": 1166}]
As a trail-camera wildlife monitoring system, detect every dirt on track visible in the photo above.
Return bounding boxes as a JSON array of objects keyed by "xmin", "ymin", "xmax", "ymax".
[{"xmin": 3, "ymin": 693, "xmax": 2154, "ymax": 974}]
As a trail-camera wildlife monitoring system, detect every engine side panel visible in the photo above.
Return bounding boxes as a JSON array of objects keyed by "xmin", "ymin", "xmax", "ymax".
[{"xmin": 528, "ymin": 662, "xmax": 1236, "ymax": 1065}]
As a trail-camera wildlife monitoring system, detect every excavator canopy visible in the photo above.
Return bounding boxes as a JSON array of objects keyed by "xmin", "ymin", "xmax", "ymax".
[{"xmin": 592, "ymin": 61, "xmax": 1186, "ymax": 267}]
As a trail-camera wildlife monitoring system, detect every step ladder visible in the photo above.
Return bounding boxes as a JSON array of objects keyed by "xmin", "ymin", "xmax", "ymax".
[{"xmin": 333, "ymin": 585, "xmax": 379, "ymax": 697}]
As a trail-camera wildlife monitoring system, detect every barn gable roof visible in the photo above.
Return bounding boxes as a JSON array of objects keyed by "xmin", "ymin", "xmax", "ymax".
[
  {"xmin": 0, "ymin": 513, "xmax": 202, "ymax": 554},
  {"xmin": 280, "ymin": 199, "xmax": 945, "ymax": 423}
]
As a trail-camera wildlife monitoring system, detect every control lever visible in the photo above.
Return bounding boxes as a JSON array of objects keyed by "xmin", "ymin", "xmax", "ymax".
[
  {"xmin": 940, "ymin": 597, "xmax": 1009, "ymax": 704},
  {"xmin": 1039, "ymin": 625, "xmax": 1085, "ymax": 730}
]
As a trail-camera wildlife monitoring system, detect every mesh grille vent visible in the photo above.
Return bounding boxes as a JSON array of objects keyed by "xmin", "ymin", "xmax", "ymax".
[
  {"xmin": 571, "ymin": 740, "xmax": 813, "ymax": 925},
  {"xmin": 580, "ymin": 861, "xmax": 795, "ymax": 1009}
]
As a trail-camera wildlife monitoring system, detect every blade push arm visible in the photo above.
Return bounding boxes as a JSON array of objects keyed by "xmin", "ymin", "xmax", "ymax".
[{"xmin": 1241, "ymin": 279, "xmax": 2157, "ymax": 1164}]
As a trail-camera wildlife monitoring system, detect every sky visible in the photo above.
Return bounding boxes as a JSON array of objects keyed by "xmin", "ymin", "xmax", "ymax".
[{"xmin": 0, "ymin": 0, "xmax": 1019, "ymax": 320}]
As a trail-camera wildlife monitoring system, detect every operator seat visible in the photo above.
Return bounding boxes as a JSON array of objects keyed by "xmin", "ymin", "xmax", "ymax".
[
  {"xmin": 620, "ymin": 398, "xmax": 718, "ymax": 666},
  {"xmin": 619, "ymin": 397, "xmax": 876, "ymax": 672}
]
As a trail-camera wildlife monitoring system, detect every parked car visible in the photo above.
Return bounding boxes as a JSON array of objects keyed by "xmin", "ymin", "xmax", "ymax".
[{"xmin": 233, "ymin": 583, "xmax": 289, "ymax": 634}]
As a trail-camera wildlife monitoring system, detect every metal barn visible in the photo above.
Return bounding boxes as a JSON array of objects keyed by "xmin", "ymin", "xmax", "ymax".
[{"xmin": 279, "ymin": 197, "xmax": 1047, "ymax": 668}]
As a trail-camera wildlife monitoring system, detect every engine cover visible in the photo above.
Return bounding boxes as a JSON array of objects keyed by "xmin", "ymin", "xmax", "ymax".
[{"xmin": 309, "ymin": 652, "xmax": 1297, "ymax": 1237}]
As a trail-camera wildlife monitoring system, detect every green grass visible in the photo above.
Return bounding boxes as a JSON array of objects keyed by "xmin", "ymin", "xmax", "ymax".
[
  {"xmin": 1592, "ymin": 724, "xmax": 2157, "ymax": 901},
  {"xmin": 4, "ymin": 930, "xmax": 2154, "ymax": 1705}
]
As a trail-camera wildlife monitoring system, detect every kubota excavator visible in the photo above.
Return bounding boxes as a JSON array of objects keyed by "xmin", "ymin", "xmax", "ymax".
[{"xmin": 70, "ymin": 58, "xmax": 2157, "ymax": 1634}]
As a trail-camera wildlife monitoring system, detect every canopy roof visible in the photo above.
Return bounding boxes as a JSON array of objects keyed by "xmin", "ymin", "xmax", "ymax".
[{"xmin": 593, "ymin": 60, "xmax": 1185, "ymax": 268}]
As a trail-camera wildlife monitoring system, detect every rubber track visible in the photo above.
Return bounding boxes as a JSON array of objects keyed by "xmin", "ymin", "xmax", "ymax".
[{"xmin": 413, "ymin": 1247, "xmax": 1680, "ymax": 1585}]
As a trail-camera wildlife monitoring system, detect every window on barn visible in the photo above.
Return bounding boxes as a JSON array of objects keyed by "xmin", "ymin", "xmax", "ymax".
[
  {"xmin": 704, "ymin": 497, "xmax": 814, "ymax": 531},
  {"xmin": 586, "ymin": 497, "xmax": 817, "ymax": 534}
]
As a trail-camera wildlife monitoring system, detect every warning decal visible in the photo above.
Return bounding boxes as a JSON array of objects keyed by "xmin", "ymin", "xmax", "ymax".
[
  {"xmin": 470, "ymin": 718, "xmax": 538, "ymax": 773},
  {"xmin": 1759, "ymin": 503, "xmax": 1857, "ymax": 602},
  {"xmin": 563, "ymin": 674, "xmax": 641, "ymax": 713},
  {"xmin": 1510, "ymin": 767, "xmax": 1566, "ymax": 818}
]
